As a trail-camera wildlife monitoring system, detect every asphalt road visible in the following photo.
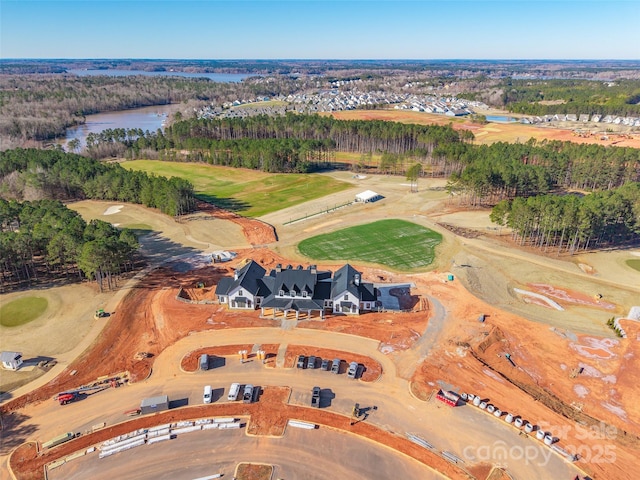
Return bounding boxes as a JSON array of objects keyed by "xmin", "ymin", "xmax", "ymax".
[{"xmin": 49, "ymin": 426, "xmax": 442, "ymax": 480}]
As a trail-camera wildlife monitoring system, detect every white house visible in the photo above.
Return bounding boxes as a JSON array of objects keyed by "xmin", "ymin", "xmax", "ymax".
[
  {"xmin": 1, "ymin": 351, "xmax": 23, "ymax": 371},
  {"xmin": 214, "ymin": 261, "xmax": 268, "ymax": 309}
]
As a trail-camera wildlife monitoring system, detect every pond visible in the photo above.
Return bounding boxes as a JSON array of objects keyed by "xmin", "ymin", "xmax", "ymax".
[
  {"xmin": 485, "ymin": 115, "xmax": 519, "ymax": 123},
  {"xmin": 67, "ymin": 69, "xmax": 254, "ymax": 82},
  {"xmin": 61, "ymin": 104, "xmax": 180, "ymax": 149}
]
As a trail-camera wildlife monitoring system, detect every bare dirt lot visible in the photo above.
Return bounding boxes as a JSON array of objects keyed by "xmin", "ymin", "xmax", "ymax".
[{"xmin": 330, "ymin": 109, "xmax": 640, "ymax": 148}]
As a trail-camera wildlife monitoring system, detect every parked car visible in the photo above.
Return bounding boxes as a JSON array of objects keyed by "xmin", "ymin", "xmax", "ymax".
[
  {"xmin": 355, "ymin": 364, "xmax": 364, "ymax": 379},
  {"xmin": 320, "ymin": 358, "xmax": 330, "ymax": 371},
  {"xmin": 297, "ymin": 355, "xmax": 306, "ymax": 369},
  {"xmin": 347, "ymin": 361, "xmax": 359, "ymax": 379},
  {"xmin": 311, "ymin": 386, "xmax": 321, "ymax": 408},
  {"xmin": 331, "ymin": 358, "xmax": 341, "ymax": 374},
  {"xmin": 203, "ymin": 385, "xmax": 212, "ymax": 404},
  {"xmin": 243, "ymin": 384, "xmax": 254, "ymax": 403},
  {"xmin": 227, "ymin": 383, "xmax": 240, "ymax": 401},
  {"xmin": 307, "ymin": 356, "xmax": 317, "ymax": 369}
]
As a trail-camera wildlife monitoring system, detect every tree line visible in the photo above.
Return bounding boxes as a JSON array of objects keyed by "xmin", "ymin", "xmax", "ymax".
[
  {"xmin": 0, "ymin": 74, "xmax": 302, "ymax": 144},
  {"xmin": 490, "ymin": 182, "xmax": 640, "ymax": 254},
  {"xmin": 0, "ymin": 149, "xmax": 197, "ymax": 217},
  {"xmin": 0, "ymin": 199, "xmax": 138, "ymax": 291},
  {"xmin": 444, "ymin": 139, "xmax": 640, "ymax": 205},
  {"xmin": 461, "ymin": 78, "xmax": 640, "ymax": 117}
]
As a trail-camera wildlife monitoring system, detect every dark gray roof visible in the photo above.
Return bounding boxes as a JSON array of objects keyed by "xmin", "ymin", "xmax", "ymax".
[
  {"xmin": 331, "ymin": 264, "xmax": 376, "ymax": 302},
  {"xmin": 261, "ymin": 296, "xmax": 325, "ymax": 311},
  {"xmin": 214, "ymin": 260, "xmax": 266, "ymax": 296}
]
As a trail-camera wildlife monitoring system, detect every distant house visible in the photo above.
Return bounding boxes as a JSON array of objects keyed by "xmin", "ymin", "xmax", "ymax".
[
  {"xmin": 216, "ymin": 261, "xmax": 378, "ymax": 320},
  {"xmin": 591, "ymin": 114, "xmax": 601, "ymax": 123},
  {"xmin": 566, "ymin": 114, "xmax": 578, "ymax": 122},
  {"xmin": 579, "ymin": 114, "xmax": 590, "ymax": 122},
  {"xmin": 1, "ymin": 351, "xmax": 23, "ymax": 371}
]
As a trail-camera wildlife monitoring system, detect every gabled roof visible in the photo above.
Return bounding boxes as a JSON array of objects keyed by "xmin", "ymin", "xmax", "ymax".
[
  {"xmin": 1, "ymin": 351, "xmax": 21, "ymax": 362},
  {"xmin": 331, "ymin": 264, "xmax": 376, "ymax": 301},
  {"xmin": 214, "ymin": 260, "xmax": 266, "ymax": 296}
]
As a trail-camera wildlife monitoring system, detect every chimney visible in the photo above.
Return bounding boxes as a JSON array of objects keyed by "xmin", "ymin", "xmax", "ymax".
[
  {"xmin": 276, "ymin": 264, "xmax": 282, "ymax": 273},
  {"xmin": 309, "ymin": 265, "xmax": 317, "ymax": 274},
  {"xmin": 354, "ymin": 273, "xmax": 360, "ymax": 286},
  {"xmin": 234, "ymin": 270, "xmax": 239, "ymax": 280}
]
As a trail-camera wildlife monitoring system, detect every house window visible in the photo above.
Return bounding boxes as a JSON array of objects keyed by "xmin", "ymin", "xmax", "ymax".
[
  {"xmin": 279, "ymin": 290, "xmax": 284, "ymax": 296},
  {"xmin": 238, "ymin": 290, "xmax": 243, "ymax": 296},
  {"xmin": 302, "ymin": 291, "xmax": 307, "ymax": 297},
  {"xmin": 290, "ymin": 291, "xmax": 295, "ymax": 297},
  {"xmin": 344, "ymin": 295, "xmax": 348, "ymax": 301}
]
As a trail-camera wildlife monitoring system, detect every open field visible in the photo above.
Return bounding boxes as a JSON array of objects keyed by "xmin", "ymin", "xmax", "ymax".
[
  {"xmin": 298, "ymin": 219, "xmax": 442, "ymax": 270},
  {"xmin": 121, "ymin": 160, "xmax": 351, "ymax": 217},
  {"xmin": 329, "ymin": 109, "xmax": 640, "ymax": 148},
  {"xmin": 0, "ymin": 297, "xmax": 48, "ymax": 327}
]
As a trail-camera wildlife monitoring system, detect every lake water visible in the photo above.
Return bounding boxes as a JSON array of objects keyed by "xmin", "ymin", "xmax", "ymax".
[
  {"xmin": 61, "ymin": 104, "xmax": 180, "ymax": 149},
  {"xmin": 486, "ymin": 115, "xmax": 518, "ymax": 123},
  {"xmin": 67, "ymin": 69, "xmax": 253, "ymax": 82}
]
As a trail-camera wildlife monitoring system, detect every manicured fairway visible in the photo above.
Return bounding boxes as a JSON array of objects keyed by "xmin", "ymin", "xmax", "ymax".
[
  {"xmin": 0, "ymin": 296, "xmax": 48, "ymax": 327},
  {"xmin": 298, "ymin": 219, "xmax": 442, "ymax": 271},
  {"xmin": 122, "ymin": 160, "xmax": 350, "ymax": 217}
]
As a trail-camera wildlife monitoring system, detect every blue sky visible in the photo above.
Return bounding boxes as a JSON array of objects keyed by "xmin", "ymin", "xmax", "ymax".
[{"xmin": 1, "ymin": 0, "xmax": 639, "ymax": 59}]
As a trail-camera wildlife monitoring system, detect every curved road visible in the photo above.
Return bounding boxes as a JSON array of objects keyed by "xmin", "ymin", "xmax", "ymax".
[{"xmin": 6, "ymin": 327, "xmax": 584, "ymax": 480}]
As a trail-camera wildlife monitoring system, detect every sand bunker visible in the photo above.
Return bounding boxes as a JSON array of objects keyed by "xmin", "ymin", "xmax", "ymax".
[
  {"xmin": 513, "ymin": 288, "xmax": 564, "ymax": 310},
  {"xmin": 103, "ymin": 205, "xmax": 124, "ymax": 215}
]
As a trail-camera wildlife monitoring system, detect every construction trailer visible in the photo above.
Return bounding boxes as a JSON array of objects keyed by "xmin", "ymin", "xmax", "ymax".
[
  {"xmin": 436, "ymin": 389, "xmax": 461, "ymax": 407},
  {"xmin": 140, "ymin": 395, "xmax": 169, "ymax": 415}
]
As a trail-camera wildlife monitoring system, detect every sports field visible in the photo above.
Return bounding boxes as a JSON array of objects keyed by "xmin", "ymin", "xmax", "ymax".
[
  {"xmin": 297, "ymin": 219, "xmax": 442, "ymax": 271},
  {"xmin": 122, "ymin": 160, "xmax": 350, "ymax": 217}
]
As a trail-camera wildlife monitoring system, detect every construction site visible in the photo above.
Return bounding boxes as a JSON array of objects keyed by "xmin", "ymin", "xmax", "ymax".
[{"xmin": 1, "ymin": 170, "xmax": 639, "ymax": 480}]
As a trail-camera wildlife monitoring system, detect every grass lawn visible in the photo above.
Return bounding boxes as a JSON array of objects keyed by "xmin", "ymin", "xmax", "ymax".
[
  {"xmin": 298, "ymin": 219, "xmax": 442, "ymax": 271},
  {"xmin": 122, "ymin": 160, "xmax": 350, "ymax": 217},
  {"xmin": 0, "ymin": 297, "xmax": 48, "ymax": 327},
  {"xmin": 626, "ymin": 259, "xmax": 640, "ymax": 273}
]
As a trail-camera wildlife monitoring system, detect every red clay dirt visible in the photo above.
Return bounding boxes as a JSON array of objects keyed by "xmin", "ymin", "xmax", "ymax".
[
  {"xmin": 195, "ymin": 200, "xmax": 276, "ymax": 245},
  {"xmin": 283, "ymin": 345, "xmax": 382, "ymax": 382},
  {"xmin": 181, "ymin": 344, "xmax": 280, "ymax": 371},
  {"xmin": 409, "ymin": 278, "xmax": 640, "ymax": 480}
]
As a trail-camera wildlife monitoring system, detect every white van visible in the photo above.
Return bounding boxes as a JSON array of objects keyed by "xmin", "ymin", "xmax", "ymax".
[
  {"xmin": 227, "ymin": 383, "xmax": 240, "ymax": 401},
  {"xmin": 203, "ymin": 385, "xmax": 212, "ymax": 404}
]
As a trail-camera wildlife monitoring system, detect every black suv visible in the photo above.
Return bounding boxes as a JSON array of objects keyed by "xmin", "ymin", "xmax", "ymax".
[
  {"xmin": 297, "ymin": 355, "xmax": 306, "ymax": 369},
  {"xmin": 311, "ymin": 386, "xmax": 321, "ymax": 408}
]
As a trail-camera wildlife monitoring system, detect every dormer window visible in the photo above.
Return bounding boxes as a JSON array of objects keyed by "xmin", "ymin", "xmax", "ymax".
[
  {"xmin": 302, "ymin": 291, "xmax": 307, "ymax": 297},
  {"xmin": 290, "ymin": 290, "xmax": 295, "ymax": 297},
  {"xmin": 279, "ymin": 290, "xmax": 284, "ymax": 296}
]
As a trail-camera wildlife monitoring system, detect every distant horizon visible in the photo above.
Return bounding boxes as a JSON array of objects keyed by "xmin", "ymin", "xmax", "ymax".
[
  {"xmin": 3, "ymin": 58, "xmax": 639, "ymax": 62},
  {"xmin": 2, "ymin": 1, "xmax": 639, "ymax": 60}
]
